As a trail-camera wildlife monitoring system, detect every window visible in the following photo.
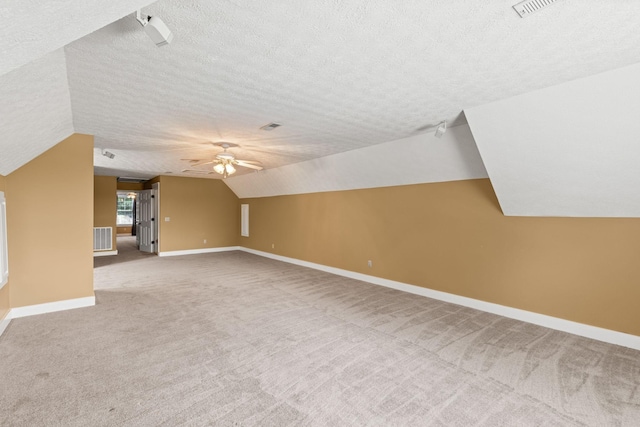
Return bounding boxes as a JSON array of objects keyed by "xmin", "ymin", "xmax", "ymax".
[
  {"xmin": 0, "ymin": 191, "xmax": 8, "ymax": 288},
  {"xmin": 117, "ymin": 196, "xmax": 134, "ymax": 225}
]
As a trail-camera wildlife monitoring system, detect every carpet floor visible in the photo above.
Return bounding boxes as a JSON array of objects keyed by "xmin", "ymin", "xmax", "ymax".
[{"xmin": 1, "ymin": 236, "xmax": 639, "ymax": 426}]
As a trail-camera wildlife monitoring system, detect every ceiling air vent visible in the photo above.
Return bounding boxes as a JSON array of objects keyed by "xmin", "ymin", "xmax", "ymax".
[
  {"xmin": 260, "ymin": 122, "xmax": 282, "ymax": 131},
  {"xmin": 513, "ymin": 0, "xmax": 562, "ymax": 18}
]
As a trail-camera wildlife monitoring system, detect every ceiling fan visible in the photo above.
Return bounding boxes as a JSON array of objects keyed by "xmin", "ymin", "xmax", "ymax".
[{"xmin": 182, "ymin": 143, "xmax": 263, "ymax": 178}]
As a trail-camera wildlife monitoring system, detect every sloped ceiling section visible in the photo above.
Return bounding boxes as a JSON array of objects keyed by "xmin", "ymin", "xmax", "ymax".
[
  {"xmin": 225, "ymin": 124, "xmax": 487, "ymax": 199},
  {"xmin": 0, "ymin": 49, "xmax": 75, "ymax": 176},
  {"xmin": 65, "ymin": 0, "xmax": 640, "ymax": 182},
  {"xmin": 465, "ymin": 62, "xmax": 640, "ymax": 217},
  {"xmin": 0, "ymin": 0, "xmax": 155, "ymax": 77}
]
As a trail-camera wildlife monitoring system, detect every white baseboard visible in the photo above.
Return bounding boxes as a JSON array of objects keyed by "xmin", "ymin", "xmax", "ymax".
[
  {"xmin": 11, "ymin": 296, "xmax": 96, "ymax": 319},
  {"xmin": 94, "ymin": 250, "xmax": 118, "ymax": 257},
  {"xmin": 159, "ymin": 246, "xmax": 241, "ymax": 257},
  {"xmin": 239, "ymin": 247, "xmax": 640, "ymax": 351},
  {"xmin": 0, "ymin": 311, "xmax": 11, "ymax": 337}
]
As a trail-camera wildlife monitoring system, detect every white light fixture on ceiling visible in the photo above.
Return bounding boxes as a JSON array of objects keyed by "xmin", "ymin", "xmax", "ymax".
[
  {"xmin": 434, "ymin": 121, "xmax": 447, "ymax": 138},
  {"xmin": 182, "ymin": 143, "xmax": 263, "ymax": 179},
  {"xmin": 102, "ymin": 149, "xmax": 115, "ymax": 159},
  {"xmin": 135, "ymin": 10, "xmax": 174, "ymax": 47},
  {"xmin": 213, "ymin": 159, "xmax": 236, "ymax": 178}
]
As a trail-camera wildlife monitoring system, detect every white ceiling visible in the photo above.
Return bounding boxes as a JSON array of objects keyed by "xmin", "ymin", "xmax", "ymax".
[
  {"xmin": 0, "ymin": 0, "xmax": 155, "ymax": 77},
  {"xmin": 0, "ymin": 49, "xmax": 74, "ymax": 175},
  {"xmin": 226, "ymin": 124, "xmax": 487, "ymax": 199},
  {"xmin": 2, "ymin": 0, "xmax": 640, "ymax": 215},
  {"xmin": 466, "ymin": 62, "xmax": 640, "ymax": 217}
]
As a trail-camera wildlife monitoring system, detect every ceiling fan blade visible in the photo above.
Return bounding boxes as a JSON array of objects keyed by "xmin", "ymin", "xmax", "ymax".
[
  {"xmin": 189, "ymin": 160, "xmax": 215, "ymax": 167},
  {"xmin": 235, "ymin": 160, "xmax": 264, "ymax": 170},
  {"xmin": 235, "ymin": 159, "xmax": 262, "ymax": 165},
  {"xmin": 181, "ymin": 169, "xmax": 216, "ymax": 174}
]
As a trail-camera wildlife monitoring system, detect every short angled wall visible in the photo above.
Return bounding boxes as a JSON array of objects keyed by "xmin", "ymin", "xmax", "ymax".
[{"xmin": 237, "ymin": 179, "xmax": 640, "ymax": 341}]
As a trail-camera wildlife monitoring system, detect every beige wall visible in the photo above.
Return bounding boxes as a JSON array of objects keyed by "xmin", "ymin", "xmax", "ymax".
[
  {"xmin": 94, "ymin": 176, "xmax": 117, "ymax": 250},
  {"xmin": 157, "ymin": 176, "xmax": 239, "ymax": 252},
  {"xmin": 0, "ymin": 174, "xmax": 9, "ymax": 321},
  {"xmin": 117, "ymin": 182, "xmax": 144, "ymax": 191},
  {"xmin": 117, "ymin": 226, "xmax": 132, "ymax": 235},
  {"xmin": 6, "ymin": 134, "xmax": 94, "ymax": 307},
  {"xmin": 240, "ymin": 179, "xmax": 640, "ymax": 336}
]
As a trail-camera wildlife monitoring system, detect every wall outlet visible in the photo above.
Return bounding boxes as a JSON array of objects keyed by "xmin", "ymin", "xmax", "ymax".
[
  {"xmin": 271, "ymin": 243, "xmax": 275, "ymax": 249},
  {"xmin": 204, "ymin": 239, "xmax": 207, "ymax": 244},
  {"xmin": 164, "ymin": 217, "xmax": 170, "ymax": 222},
  {"xmin": 367, "ymin": 260, "xmax": 373, "ymax": 268}
]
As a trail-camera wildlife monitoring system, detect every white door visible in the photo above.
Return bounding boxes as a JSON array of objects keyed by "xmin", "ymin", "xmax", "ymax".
[{"xmin": 138, "ymin": 189, "xmax": 155, "ymax": 253}]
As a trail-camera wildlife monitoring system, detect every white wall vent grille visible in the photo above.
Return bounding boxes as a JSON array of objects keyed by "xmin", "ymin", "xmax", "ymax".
[
  {"xmin": 513, "ymin": 0, "xmax": 562, "ymax": 18},
  {"xmin": 93, "ymin": 227, "xmax": 113, "ymax": 251},
  {"xmin": 241, "ymin": 204, "xmax": 249, "ymax": 237}
]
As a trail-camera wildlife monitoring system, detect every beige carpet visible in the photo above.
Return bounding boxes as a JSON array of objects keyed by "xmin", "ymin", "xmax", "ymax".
[{"xmin": 1, "ymin": 236, "xmax": 639, "ymax": 426}]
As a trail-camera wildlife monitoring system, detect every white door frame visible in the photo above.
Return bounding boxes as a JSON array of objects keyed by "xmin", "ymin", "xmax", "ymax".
[{"xmin": 152, "ymin": 182, "xmax": 160, "ymax": 254}]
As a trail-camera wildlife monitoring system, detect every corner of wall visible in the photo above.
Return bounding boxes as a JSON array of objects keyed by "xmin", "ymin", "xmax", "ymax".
[{"xmin": 7, "ymin": 133, "xmax": 95, "ymax": 308}]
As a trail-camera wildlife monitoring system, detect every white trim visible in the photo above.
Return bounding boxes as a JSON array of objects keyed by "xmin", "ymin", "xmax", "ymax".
[
  {"xmin": 93, "ymin": 250, "xmax": 118, "ymax": 257},
  {"xmin": 158, "ymin": 246, "xmax": 241, "ymax": 257},
  {"xmin": 0, "ymin": 191, "xmax": 8, "ymax": 289},
  {"xmin": 152, "ymin": 182, "xmax": 160, "ymax": 254},
  {"xmin": 239, "ymin": 247, "xmax": 640, "ymax": 351},
  {"xmin": 0, "ymin": 311, "xmax": 11, "ymax": 337},
  {"xmin": 11, "ymin": 296, "xmax": 95, "ymax": 319}
]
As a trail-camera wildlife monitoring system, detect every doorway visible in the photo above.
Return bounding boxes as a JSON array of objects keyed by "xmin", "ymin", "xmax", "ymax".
[{"xmin": 116, "ymin": 183, "xmax": 159, "ymax": 255}]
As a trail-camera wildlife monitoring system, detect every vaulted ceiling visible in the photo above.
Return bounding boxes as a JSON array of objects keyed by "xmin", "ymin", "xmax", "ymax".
[{"xmin": 1, "ymin": 1, "xmax": 640, "ymax": 216}]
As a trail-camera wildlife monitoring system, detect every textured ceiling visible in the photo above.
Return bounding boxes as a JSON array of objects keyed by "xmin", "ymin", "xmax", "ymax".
[
  {"xmin": 1, "ymin": 0, "xmax": 640, "ymax": 212},
  {"xmin": 0, "ymin": 0, "xmax": 154, "ymax": 77},
  {"xmin": 0, "ymin": 49, "xmax": 74, "ymax": 175},
  {"xmin": 64, "ymin": 0, "xmax": 640, "ymax": 181}
]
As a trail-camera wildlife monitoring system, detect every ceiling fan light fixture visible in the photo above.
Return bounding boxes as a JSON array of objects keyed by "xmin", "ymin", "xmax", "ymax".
[
  {"xmin": 186, "ymin": 144, "xmax": 262, "ymax": 178},
  {"xmin": 213, "ymin": 163, "xmax": 225, "ymax": 174}
]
